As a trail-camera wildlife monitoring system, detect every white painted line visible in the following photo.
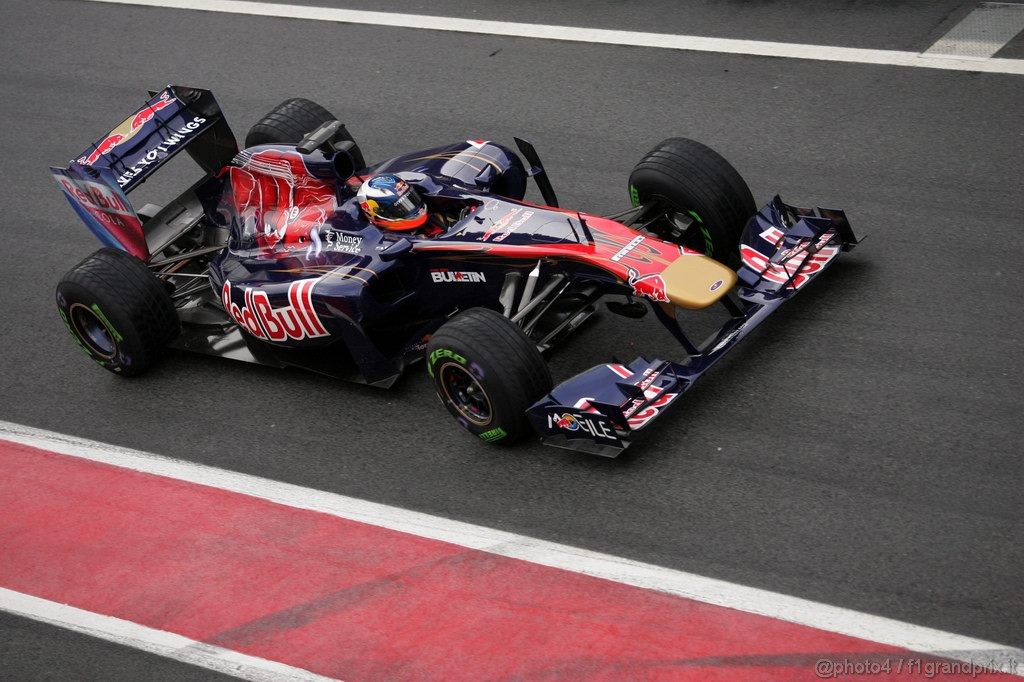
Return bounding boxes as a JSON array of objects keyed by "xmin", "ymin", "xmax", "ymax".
[
  {"xmin": 0, "ymin": 588, "xmax": 336, "ymax": 682},
  {"xmin": 2, "ymin": 419, "xmax": 1023, "ymax": 676},
  {"xmin": 81, "ymin": 0, "xmax": 1024, "ymax": 76},
  {"xmin": 925, "ymin": 2, "xmax": 1024, "ymax": 59}
]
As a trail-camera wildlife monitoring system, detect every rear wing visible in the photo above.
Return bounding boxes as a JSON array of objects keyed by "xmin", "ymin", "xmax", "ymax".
[{"xmin": 49, "ymin": 85, "xmax": 237, "ymax": 259}]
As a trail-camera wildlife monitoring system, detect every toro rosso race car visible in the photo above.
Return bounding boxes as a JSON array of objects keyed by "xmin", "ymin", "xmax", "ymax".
[{"xmin": 51, "ymin": 85, "xmax": 861, "ymax": 457}]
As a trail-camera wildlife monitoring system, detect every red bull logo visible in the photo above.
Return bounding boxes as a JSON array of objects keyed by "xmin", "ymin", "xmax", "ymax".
[
  {"xmin": 84, "ymin": 134, "xmax": 126, "ymax": 165},
  {"xmin": 555, "ymin": 414, "xmax": 580, "ymax": 431},
  {"xmin": 130, "ymin": 95, "xmax": 176, "ymax": 129},
  {"xmin": 80, "ymin": 92, "xmax": 176, "ymax": 166},
  {"xmin": 57, "ymin": 178, "xmax": 134, "ymax": 216},
  {"xmin": 548, "ymin": 411, "xmax": 618, "ymax": 441},
  {"xmin": 221, "ymin": 279, "xmax": 329, "ymax": 342},
  {"xmin": 52, "ymin": 172, "xmax": 147, "ymax": 258},
  {"xmin": 626, "ymin": 267, "xmax": 669, "ymax": 303}
]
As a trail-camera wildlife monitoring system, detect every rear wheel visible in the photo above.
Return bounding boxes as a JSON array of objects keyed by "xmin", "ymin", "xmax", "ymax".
[
  {"xmin": 56, "ymin": 248, "xmax": 179, "ymax": 376},
  {"xmin": 245, "ymin": 97, "xmax": 366, "ymax": 169},
  {"xmin": 628, "ymin": 137, "xmax": 756, "ymax": 263},
  {"xmin": 426, "ymin": 308, "xmax": 552, "ymax": 445}
]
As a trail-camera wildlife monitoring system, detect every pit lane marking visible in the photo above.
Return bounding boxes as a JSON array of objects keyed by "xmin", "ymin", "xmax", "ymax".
[
  {"xmin": 1, "ymin": 419, "xmax": 1021, "ymax": 679},
  {"xmin": 0, "ymin": 590, "xmax": 331, "ymax": 682},
  {"xmin": 81, "ymin": 0, "xmax": 1024, "ymax": 75},
  {"xmin": 924, "ymin": 2, "xmax": 1024, "ymax": 60}
]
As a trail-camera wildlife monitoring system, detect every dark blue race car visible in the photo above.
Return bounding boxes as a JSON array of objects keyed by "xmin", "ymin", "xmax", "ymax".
[{"xmin": 51, "ymin": 85, "xmax": 861, "ymax": 457}]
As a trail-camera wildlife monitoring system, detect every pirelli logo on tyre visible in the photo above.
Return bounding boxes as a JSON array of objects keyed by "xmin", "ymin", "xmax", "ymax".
[{"xmin": 479, "ymin": 427, "xmax": 506, "ymax": 442}]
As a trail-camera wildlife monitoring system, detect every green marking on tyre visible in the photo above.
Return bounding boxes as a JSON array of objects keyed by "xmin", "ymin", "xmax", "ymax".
[
  {"xmin": 629, "ymin": 184, "xmax": 641, "ymax": 207},
  {"xmin": 688, "ymin": 210, "xmax": 714, "ymax": 256},
  {"xmin": 427, "ymin": 348, "xmax": 467, "ymax": 377},
  {"xmin": 479, "ymin": 427, "xmax": 507, "ymax": 442},
  {"xmin": 59, "ymin": 309, "xmax": 92, "ymax": 357},
  {"xmin": 90, "ymin": 304, "xmax": 124, "ymax": 342}
]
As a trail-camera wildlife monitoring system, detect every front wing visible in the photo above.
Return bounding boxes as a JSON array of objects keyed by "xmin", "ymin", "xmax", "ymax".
[{"xmin": 528, "ymin": 196, "xmax": 862, "ymax": 457}]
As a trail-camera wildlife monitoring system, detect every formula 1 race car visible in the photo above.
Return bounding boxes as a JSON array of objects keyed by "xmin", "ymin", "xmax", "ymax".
[{"xmin": 51, "ymin": 85, "xmax": 860, "ymax": 456}]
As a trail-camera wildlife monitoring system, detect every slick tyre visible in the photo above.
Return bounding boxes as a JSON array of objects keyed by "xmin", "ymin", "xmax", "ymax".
[
  {"xmin": 427, "ymin": 308, "xmax": 552, "ymax": 445},
  {"xmin": 56, "ymin": 248, "xmax": 179, "ymax": 377},
  {"xmin": 245, "ymin": 98, "xmax": 366, "ymax": 169},
  {"xmin": 628, "ymin": 137, "xmax": 756, "ymax": 263}
]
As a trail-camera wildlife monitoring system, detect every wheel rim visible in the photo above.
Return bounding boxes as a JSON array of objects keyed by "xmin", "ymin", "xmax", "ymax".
[
  {"xmin": 439, "ymin": 361, "xmax": 492, "ymax": 426},
  {"xmin": 69, "ymin": 303, "xmax": 117, "ymax": 359}
]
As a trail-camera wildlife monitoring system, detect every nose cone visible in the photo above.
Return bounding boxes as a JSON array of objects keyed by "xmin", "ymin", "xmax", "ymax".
[{"xmin": 659, "ymin": 255, "xmax": 737, "ymax": 310}]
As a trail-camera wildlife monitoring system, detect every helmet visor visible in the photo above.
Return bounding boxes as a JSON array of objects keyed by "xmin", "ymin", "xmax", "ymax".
[{"xmin": 377, "ymin": 190, "xmax": 424, "ymax": 221}]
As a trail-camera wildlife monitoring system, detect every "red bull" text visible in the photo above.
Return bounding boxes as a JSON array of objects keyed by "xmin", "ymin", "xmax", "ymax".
[{"xmin": 221, "ymin": 279, "xmax": 329, "ymax": 342}]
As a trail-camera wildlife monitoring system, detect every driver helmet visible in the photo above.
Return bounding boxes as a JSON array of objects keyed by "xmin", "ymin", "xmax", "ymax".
[{"xmin": 356, "ymin": 174, "xmax": 428, "ymax": 230}]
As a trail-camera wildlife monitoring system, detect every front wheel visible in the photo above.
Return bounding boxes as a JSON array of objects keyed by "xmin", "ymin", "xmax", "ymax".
[
  {"xmin": 628, "ymin": 137, "xmax": 756, "ymax": 264},
  {"xmin": 426, "ymin": 308, "xmax": 552, "ymax": 445}
]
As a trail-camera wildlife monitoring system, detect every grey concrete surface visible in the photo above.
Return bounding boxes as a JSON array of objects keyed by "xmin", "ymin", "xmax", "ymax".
[
  {"xmin": 1, "ymin": 0, "xmax": 1022, "ymax": 678},
  {"xmin": 0, "ymin": 611, "xmax": 237, "ymax": 682},
  {"xmin": 241, "ymin": 0, "xmax": 978, "ymax": 51}
]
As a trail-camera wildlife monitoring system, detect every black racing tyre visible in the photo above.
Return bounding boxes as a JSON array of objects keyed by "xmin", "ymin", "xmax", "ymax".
[
  {"xmin": 244, "ymin": 97, "xmax": 366, "ymax": 169},
  {"xmin": 628, "ymin": 137, "xmax": 756, "ymax": 263},
  {"xmin": 56, "ymin": 248, "xmax": 179, "ymax": 377},
  {"xmin": 426, "ymin": 308, "xmax": 552, "ymax": 445}
]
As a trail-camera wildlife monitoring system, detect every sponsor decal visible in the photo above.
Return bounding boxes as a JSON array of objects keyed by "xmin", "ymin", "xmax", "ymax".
[
  {"xmin": 78, "ymin": 91, "xmax": 177, "ymax": 166},
  {"xmin": 759, "ymin": 226, "xmax": 786, "ymax": 244},
  {"xmin": 226, "ymin": 148, "xmax": 336, "ymax": 257},
  {"xmin": 709, "ymin": 279, "xmax": 724, "ymax": 292},
  {"xmin": 428, "ymin": 348, "xmax": 466, "ymax": 365},
  {"xmin": 623, "ymin": 389, "xmax": 678, "ymax": 429},
  {"xmin": 478, "ymin": 207, "xmax": 534, "ymax": 242},
  {"xmin": 323, "ymin": 231, "xmax": 362, "ymax": 255},
  {"xmin": 430, "ymin": 269, "xmax": 486, "ymax": 283},
  {"xmin": 709, "ymin": 328, "xmax": 741, "ymax": 354},
  {"xmin": 610, "ymin": 235, "xmax": 645, "ymax": 263},
  {"xmin": 634, "ymin": 368, "xmax": 658, "ymax": 394},
  {"xmin": 112, "ymin": 116, "xmax": 207, "ymax": 187},
  {"xmin": 221, "ymin": 278, "xmax": 329, "ymax": 341},
  {"xmin": 616, "ymin": 368, "xmax": 680, "ymax": 429},
  {"xmin": 741, "ymin": 230, "xmax": 840, "ymax": 290},
  {"xmin": 268, "ymin": 206, "xmax": 330, "ymax": 256},
  {"xmin": 427, "ymin": 347, "xmax": 466, "ymax": 377},
  {"xmin": 548, "ymin": 412, "xmax": 618, "ymax": 441},
  {"xmin": 479, "ymin": 427, "xmax": 507, "ymax": 442},
  {"xmin": 467, "ymin": 139, "xmax": 490, "ymax": 149},
  {"xmin": 56, "ymin": 177, "xmax": 134, "ymax": 220},
  {"xmin": 626, "ymin": 267, "xmax": 669, "ymax": 303},
  {"xmin": 629, "ymin": 184, "xmax": 641, "ymax": 208},
  {"xmin": 495, "ymin": 210, "xmax": 534, "ymax": 242},
  {"xmin": 53, "ymin": 175, "xmax": 145, "ymax": 254},
  {"xmin": 556, "ymin": 413, "xmax": 579, "ymax": 430},
  {"xmin": 406, "ymin": 333, "xmax": 433, "ymax": 354}
]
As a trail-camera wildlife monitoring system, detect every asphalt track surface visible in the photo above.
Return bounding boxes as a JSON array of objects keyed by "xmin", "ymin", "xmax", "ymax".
[{"xmin": 1, "ymin": 0, "xmax": 1022, "ymax": 678}]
